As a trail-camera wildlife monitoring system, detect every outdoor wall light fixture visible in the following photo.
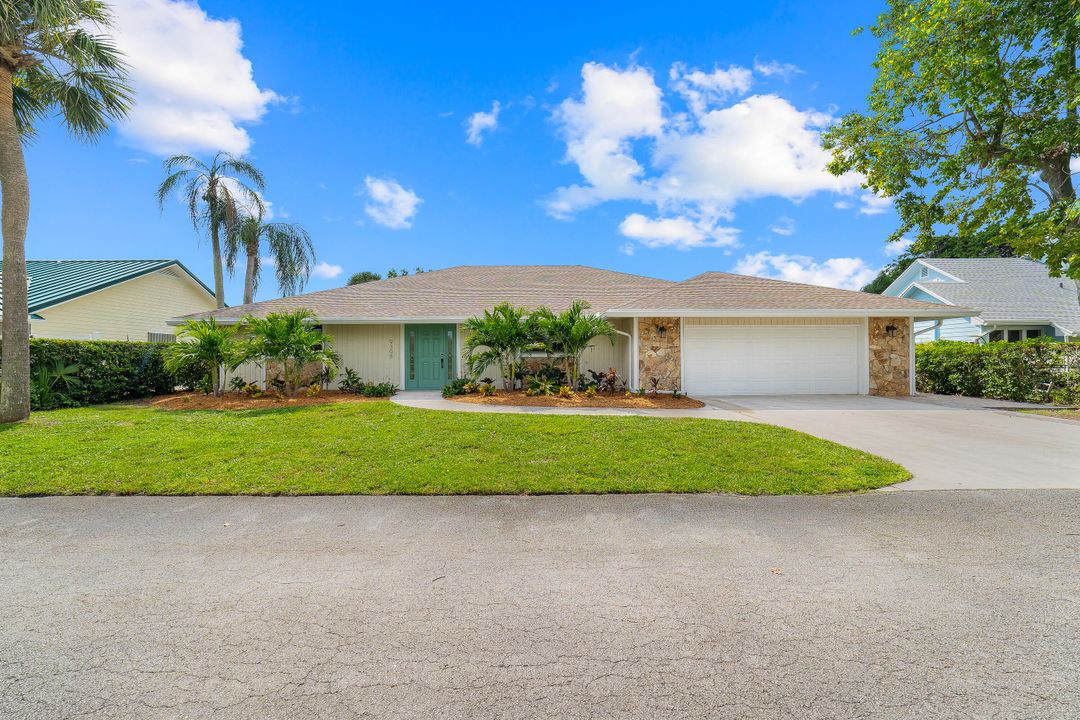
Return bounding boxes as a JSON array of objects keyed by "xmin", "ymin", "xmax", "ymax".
[
  {"xmin": 656, "ymin": 325, "xmax": 667, "ymax": 338},
  {"xmin": 885, "ymin": 324, "xmax": 899, "ymax": 337}
]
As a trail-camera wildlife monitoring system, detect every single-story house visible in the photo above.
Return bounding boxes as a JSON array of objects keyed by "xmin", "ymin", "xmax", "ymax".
[
  {"xmin": 0, "ymin": 259, "xmax": 216, "ymax": 342},
  {"xmin": 171, "ymin": 265, "xmax": 968, "ymax": 396},
  {"xmin": 882, "ymin": 257, "xmax": 1080, "ymax": 343}
]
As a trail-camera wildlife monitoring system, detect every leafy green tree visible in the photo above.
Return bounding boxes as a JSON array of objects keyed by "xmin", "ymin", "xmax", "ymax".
[
  {"xmin": 225, "ymin": 213, "xmax": 315, "ymax": 305},
  {"xmin": 463, "ymin": 302, "xmax": 537, "ymax": 389},
  {"xmin": 164, "ymin": 318, "xmax": 240, "ymax": 397},
  {"xmin": 239, "ymin": 309, "xmax": 339, "ymax": 395},
  {"xmin": 156, "ymin": 152, "xmax": 266, "ymax": 308},
  {"xmin": 0, "ymin": 0, "xmax": 132, "ymax": 423},
  {"xmin": 533, "ymin": 300, "xmax": 617, "ymax": 387},
  {"xmin": 348, "ymin": 270, "xmax": 382, "ymax": 285},
  {"xmin": 862, "ymin": 230, "xmax": 1017, "ymax": 293},
  {"xmin": 823, "ymin": 0, "xmax": 1080, "ymax": 278}
]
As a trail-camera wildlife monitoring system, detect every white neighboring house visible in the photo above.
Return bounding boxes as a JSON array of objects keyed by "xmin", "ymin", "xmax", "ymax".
[
  {"xmin": 0, "ymin": 259, "xmax": 216, "ymax": 342},
  {"xmin": 882, "ymin": 258, "xmax": 1080, "ymax": 343}
]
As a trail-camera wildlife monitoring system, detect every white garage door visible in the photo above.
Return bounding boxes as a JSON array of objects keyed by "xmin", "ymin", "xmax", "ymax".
[{"xmin": 683, "ymin": 324, "xmax": 861, "ymax": 395}]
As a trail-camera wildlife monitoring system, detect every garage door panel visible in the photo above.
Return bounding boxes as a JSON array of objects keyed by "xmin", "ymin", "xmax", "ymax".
[{"xmin": 684, "ymin": 324, "xmax": 860, "ymax": 395}]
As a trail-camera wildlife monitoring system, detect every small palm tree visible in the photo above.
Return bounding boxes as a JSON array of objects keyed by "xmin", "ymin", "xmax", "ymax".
[
  {"xmin": 156, "ymin": 152, "xmax": 266, "ymax": 308},
  {"xmin": 534, "ymin": 300, "xmax": 617, "ymax": 388},
  {"xmin": 0, "ymin": 0, "xmax": 132, "ymax": 423},
  {"xmin": 239, "ymin": 310, "xmax": 339, "ymax": 395},
  {"xmin": 164, "ymin": 318, "xmax": 240, "ymax": 397},
  {"xmin": 463, "ymin": 303, "xmax": 537, "ymax": 389},
  {"xmin": 225, "ymin": 213, "xmax": 315, "ymax": 305}
]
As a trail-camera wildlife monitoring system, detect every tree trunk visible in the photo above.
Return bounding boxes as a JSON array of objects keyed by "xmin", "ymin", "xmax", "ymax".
[
  {"xmin": 210, "ymin": 219, "xmax": 225, "ymax": 308},
  {"xmin": 0, "ymin": 66, "xmax": 31, "ymax": 424},
  {"xmin": 243, "ymin": 237, "xmax": 258, "ymax": 305},
  {"xmin": 1039, "ymin": 151, "xmax": 1077, "ymax": 205}
]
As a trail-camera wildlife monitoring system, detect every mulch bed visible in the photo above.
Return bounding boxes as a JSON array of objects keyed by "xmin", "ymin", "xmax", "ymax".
[
  {"xmin": 147, "ymin": 391, "xmax": 384, "ymax": 411},
  {"xmin": 450, "ymin": 390, "xmax": 705, "ymax": 409}
]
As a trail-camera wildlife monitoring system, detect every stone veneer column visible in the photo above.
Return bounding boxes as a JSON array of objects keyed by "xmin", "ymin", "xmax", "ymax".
[
  {"xmin": 868, "ymin": 317, "xmax": 911, "ymax": 396},
  {"xmin": 637, "ymin": 317, "xmax": 681, "ymax": 392}
]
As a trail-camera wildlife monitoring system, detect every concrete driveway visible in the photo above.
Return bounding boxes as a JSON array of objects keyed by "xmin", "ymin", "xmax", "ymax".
[
  {"xmin": 1, "ymin": 493, "xmax": 1077, "ymax": 719},
  {"xmin": 702, "ymin": 395, "xmax": 1080, "ymax": 490}
]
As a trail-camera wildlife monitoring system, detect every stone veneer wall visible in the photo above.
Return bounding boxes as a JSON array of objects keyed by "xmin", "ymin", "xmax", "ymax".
[
  {"xmin": 638, "ymin": 317, "xmax": 681, "ymax": 392},
  {"xmin": 868, "ymin": 317, "xmax": 911, "ymax": 396}
]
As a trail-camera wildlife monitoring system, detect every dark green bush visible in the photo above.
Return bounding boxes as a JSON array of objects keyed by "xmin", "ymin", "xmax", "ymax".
[
  {"xmin": 442, "ymin": 377, "xmax": 471, "ymax": 398},
  {"xmin": 916, "ymin": 339, "xmax": 1080, "ymax": 404},
  {"xmin": 9, "ymin": 339, "xmax": 200, "ymax": 410}
]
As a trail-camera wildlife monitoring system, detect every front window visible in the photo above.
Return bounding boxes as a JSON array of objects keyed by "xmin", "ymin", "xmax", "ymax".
[
  {"xmin": 988, "ymin": 330, "xmax": 1003, "ymax": 342},
  {"xmin": 1007, "ymin": 329, "xmax": 1022, "ymax": 342},
  {"xmin": 446, "ymin": 330, "xmax": 454, "ymax": 376},
  {"xmin": 1026, "ymin": 329, "xmax": 1042, "ymax": 339}
]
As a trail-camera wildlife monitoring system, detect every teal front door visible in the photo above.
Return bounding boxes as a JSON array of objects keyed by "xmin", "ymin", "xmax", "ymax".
[{"xmin": 404, "ymin": 324, "xmax": 456, "ymax": 390}]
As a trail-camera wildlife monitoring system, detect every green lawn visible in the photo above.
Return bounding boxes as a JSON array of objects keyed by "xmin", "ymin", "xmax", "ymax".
[{"xmin": 0, "ymin": 401, "xmax": 909, "ymax": 496}]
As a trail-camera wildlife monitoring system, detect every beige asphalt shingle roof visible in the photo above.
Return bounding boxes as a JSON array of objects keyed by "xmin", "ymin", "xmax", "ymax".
[
  {"xmin": 179, "ymin": 265, "xmax": 673, "ymax": 321},
  {"xmin": 610, "ymin": 272, "xmax": 966, "ymax": 314},
  {"xmin": 174, "ymin": 265, "xmax": 967, "ymax": 323}
]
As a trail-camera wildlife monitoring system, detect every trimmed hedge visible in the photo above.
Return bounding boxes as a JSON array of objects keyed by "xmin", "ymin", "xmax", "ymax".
[
  {"xmin": 11, "ymin": 339, "xmax": 204, "ymax": 410},
  {"xmin": 915, "ymin": 339, "xmax": 1080, "ymax": 404}
]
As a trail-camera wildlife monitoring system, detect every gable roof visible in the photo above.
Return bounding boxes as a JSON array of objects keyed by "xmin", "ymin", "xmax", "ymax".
[
  {"xmin": 0, "ymin": 259, "xmax": 214, "ymax": 315},
  {"xmin": 606, "ymin": 272, "xmax": 968, "ymax": 317},
  {"xmin": 910, "ymin": 258, "xmax": 1080, "ymax": 333},
  {"xmin": 177, "ymin": 265, "xmax": 673, "ymax": 322},
  {"xmin": 176, "ymin": 264, "xmax": 966, "ymax": 323}
]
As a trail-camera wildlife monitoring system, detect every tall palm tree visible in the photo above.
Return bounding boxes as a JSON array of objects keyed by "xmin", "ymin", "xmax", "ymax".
[
  {"xmin": 534, "ymin": 300, "xmax": 617, "ymax": 388},
  {"xmin": 156, "ymin": 152, "xmax": 265, "ymax": 309},
  {"xmin": 225, "ymin": 213, "xmax": 315, "ymax": 305},
  {"xmin": 0, "ymin": 0, "xmax": 132, "ymax": 423},
  {"xmin": 463, "ymin": 302, "xmax": 537, "ymax": 389}
]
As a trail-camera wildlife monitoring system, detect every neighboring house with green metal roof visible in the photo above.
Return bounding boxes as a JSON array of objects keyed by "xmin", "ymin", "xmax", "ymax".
[{"xmin": 0, "ymin": 260, "xmax": 215, "ymax": 341}]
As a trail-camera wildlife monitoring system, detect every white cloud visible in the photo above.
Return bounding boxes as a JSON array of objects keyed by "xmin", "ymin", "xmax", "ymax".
[
  {"xmin": 361, "ymin": 176, "xmax": 422, "ymax": 229},
  {"xmin": 833, "ymin": 200, "xmax": 852, "ymax": 210},
  {"xmin": 618, "ymin": 213, "xmax": 739, "ymax": 251},
  {"xmin": 465, "ymin": 101, "xmax": 501, "ymax": 146},
  {"xmin": 546, "ymin": 62, "xmax": 863, "ymax": 244},
  {"xmin": 670, "ymin": 62, "xmax": 753, "ymax": 116},
  {"xmin": 858, "ymin": 192, "xmax": 893, "ymax": 215},
  {"xmin": 547, "ymin": 62, "xmax": 665, "ymax": 218},
  {"xmin": 311, "ymin": 261, "xmax": 343, "ymax": 279},
  {"xmin": 753, "ymin": 59, "xmax": 804, "ymax": 80},
  {"xmin": 109, "ymin": 0, "xmax": 279, "ymax": 155},
  {"xmin": 733, "ymin": 251, "xmax": 877, "ymax": 290},
  {"xmin": 769, "ymin": 216, "xmax": 796, "ymax": 236},
  {"xmin": 884, "ymin": 237, "xmax": 914, "ymax": 257}
]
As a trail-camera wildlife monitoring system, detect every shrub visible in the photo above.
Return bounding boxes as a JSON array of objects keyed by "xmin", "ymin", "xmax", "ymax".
[
  {"xmin": 442, "ymin": 377, "xmax": 472, "ymax": 398},
  {"xmin": 480, "ymin": 383, "xmax": 496, "ymax": 397},
  {"xmin": 526, "ymin": 375, "xmax": 556, "ymax": 396},
  {"xmin": 14, "ymin": 339, "xmax": 185, "ymax": 410},
  {"xmin": 558, "ymin": 385, "xmax": 574, "ymax": 398},
  {"xmin": 338, "ymin": 367, "xmax": 397, "ymax": 397},
  {"xmin": 584, "ymin": 385, "xmax": 597, "ymax": 399},
  {"xmin": 915, "ymin": 339, "xmax": 1080, "ymax": 404}
]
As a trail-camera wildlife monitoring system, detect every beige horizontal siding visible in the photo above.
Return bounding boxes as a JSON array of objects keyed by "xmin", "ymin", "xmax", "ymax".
[
  {"xmin": 326, "ymin": 324, "xmax": 401, "ymax": 386},
  {"xmin": 684, "ymin": 317, "xmax": 863, "ymax": 326},
  {"xmin": 580, "ymin": 316, "xmax": 631, "ymax": 380},
  {"xmin": 30, "ymin": 267, "xmax": 216, "ymax": 341}
]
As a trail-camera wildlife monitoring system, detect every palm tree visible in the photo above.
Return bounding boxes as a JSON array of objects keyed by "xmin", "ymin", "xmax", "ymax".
[
  {"xmin": 239, "ymin": 309, "xmax": 339, "ymax": 395},
  {"xmin": 156, "ymin": 152, "xmax": 266, "ymax": 309},
  {"xmin": 463, "ymin": 302, "xmax": 537, "ymax": 389},
  {"xmin": 0, "ymin": 0, "xmax": 132, "ymax": 423},
  {"xmin": 225, "ymin": 213, "xmax": 315, "ymax": 305},
  {"xmin": 534, "ymin": 300, "xmax": 617, "ymax": 388},
  {"xmin": 164, "ymin": 318, "xmax": 240, "ymax": 398}
]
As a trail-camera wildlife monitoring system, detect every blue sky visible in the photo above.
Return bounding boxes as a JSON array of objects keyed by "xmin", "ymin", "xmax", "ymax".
[{"xmin": 26, "ymin": 0, "xmax": 907, "ymax": 304}]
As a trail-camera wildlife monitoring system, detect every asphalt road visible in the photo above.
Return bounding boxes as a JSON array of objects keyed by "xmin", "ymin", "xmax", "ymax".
[{"xmin": 1, "ymin": 492, "xmax": 1077, "ymax": 719}]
